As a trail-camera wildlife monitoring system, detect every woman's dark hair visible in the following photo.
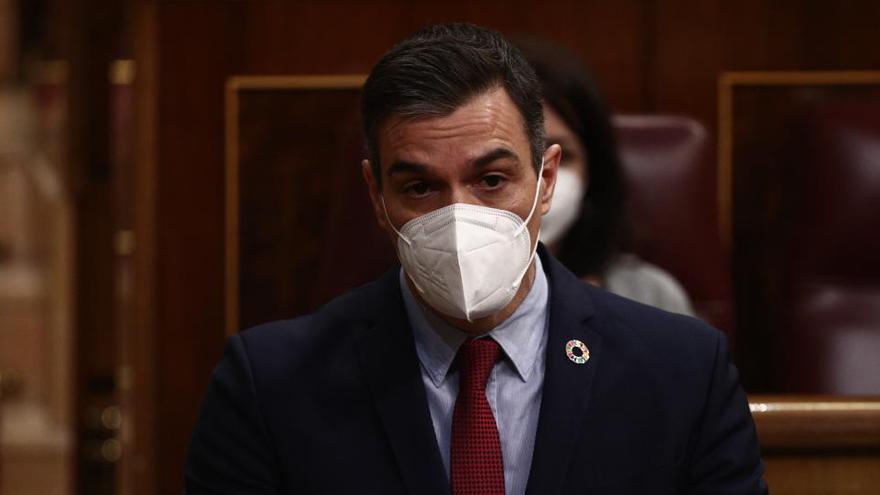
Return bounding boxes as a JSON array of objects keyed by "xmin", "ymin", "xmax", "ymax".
[{"xmin": 515, "ymin": 38, "xmax": 630, "ymax": 278}]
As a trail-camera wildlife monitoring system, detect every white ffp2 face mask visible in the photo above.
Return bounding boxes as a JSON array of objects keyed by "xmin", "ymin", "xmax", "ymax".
[
  {"xmin": 539, "ymin": 166, "xmax": 584, "ymax": 246},
  {"xmin": 383, "ymin": 161, "xmax": 544, "ymax": 322}
]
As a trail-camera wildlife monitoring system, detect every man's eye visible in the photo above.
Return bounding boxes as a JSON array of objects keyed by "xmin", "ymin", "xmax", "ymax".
[
  {"xmin": 404, "ymin": 182, "xmax": 431, "ymax": 197},
  {"xmin": 481, "ymin": 175, "xmax": 505, "ymax": 189}
]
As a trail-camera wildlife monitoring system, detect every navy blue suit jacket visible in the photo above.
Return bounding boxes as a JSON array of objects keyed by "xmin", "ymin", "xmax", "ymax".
[{"xmin": 186, "ymin": 249, "xmax": 767, "ymax": 494}]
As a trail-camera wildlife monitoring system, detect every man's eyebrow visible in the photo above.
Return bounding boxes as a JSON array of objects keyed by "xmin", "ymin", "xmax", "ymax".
[
  {"xmin": 387, "ymin": 160, "xmax": 428, "ymax": 177},
  {"xmin": 386, "ymin": 148, "xmax": 518, "ymax": 177},
  {"xmin": 472, "ymin": 147, "xmax": 520, "ymax": 168}
]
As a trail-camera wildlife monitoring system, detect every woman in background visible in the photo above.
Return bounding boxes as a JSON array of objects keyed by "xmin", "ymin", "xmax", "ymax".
[{"xmin": 518, "ymin": 38, "xmax": 695, "ymax": 316}]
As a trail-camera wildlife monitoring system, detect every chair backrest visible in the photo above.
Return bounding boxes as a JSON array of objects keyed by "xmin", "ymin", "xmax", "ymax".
[
  {"xmin": 776, "ymin": 101, "xmax": 880, "ymax": 394},
  {"xmin": 613, "ymin": 115, "xmax": 734, "ymax": 335}
]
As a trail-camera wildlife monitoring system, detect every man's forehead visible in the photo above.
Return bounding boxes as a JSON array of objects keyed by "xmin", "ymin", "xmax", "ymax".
[{"xmin": 378, "ymin": 87, "xmax": 528, "ymax": 169}]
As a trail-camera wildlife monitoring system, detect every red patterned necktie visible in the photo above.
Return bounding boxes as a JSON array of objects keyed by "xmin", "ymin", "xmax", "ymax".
[{"xmin": 451, "ymin": 338, "xmax": 505, "ymax": 495}]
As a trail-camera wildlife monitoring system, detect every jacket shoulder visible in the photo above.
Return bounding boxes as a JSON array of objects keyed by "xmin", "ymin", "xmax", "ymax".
[
  {"xmin": 235, "ymin": 271, "xmax": 397, "ymax": 377},
  {"xmin": 594, "ymin": 285, "xmax": 719, "ymax": 342},
  {"xmin": 586, "ymin": 285, "xmax": 725, "ymax": 380}
]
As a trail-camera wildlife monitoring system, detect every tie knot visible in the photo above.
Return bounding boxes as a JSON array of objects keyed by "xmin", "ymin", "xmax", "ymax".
[{"xmin": 457, "ymin": 338, "xmax": 501, "ymax": 391}]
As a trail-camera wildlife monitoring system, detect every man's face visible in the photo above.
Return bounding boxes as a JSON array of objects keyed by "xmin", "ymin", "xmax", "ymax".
[{"xmin": 363, "ymin": 86, "xmax": 561, "ymax": 252}]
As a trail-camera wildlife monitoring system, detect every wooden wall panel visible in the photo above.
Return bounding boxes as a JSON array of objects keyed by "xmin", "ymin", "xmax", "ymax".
[
  {"xmin": 799, "ymin": 2, "xmax": 880, "ymax": 70},
  {"xmin": 229, "ymin": 80, "xmax": 397, "ymax": 332},
  {"xmin": 152, "ymin": 7, "xmax": 231, "ymax": 495}
]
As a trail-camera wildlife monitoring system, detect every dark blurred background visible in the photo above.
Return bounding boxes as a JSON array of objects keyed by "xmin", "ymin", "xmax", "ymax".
[{"xmin": 1, "ymin": 1, "xmax": 879, "ymax": 494}]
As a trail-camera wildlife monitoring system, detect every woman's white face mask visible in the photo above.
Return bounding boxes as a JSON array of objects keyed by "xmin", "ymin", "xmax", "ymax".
[
  {"xmin": 538, "ymin": 166, "xmax": 584, "ymax": 246},
  {"xmin": 382, "ymin": 160, "xmax": 544, "ymax": 322}
]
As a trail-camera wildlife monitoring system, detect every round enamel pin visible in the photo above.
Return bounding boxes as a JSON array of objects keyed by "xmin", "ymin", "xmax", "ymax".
[{"xmin": 565, "ymin": 339, "xmax": 589, "ymax": 364}]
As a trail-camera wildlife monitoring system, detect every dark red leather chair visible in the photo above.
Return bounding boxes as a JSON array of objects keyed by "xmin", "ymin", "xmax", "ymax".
[
  {"xmin": 614, "ymin": 115, "xmax": 734, "ymax": 336},
  {"xmin": 776, "ymin": 101, "xmax": 880, "ymax": 394}
]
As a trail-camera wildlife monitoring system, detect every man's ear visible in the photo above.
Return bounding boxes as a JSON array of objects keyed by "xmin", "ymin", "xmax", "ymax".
[
  {"xmin": 539, "ymin": 143, "xmax": 563, "ymax": 215},
  {"xmin": 362, "ymin": 159, "xmax": 389, "ymax": 231}
]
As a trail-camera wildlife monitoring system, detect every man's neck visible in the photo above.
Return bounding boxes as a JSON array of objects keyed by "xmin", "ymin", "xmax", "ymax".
[{"xmin": 407, "ymin": 260, "xmax": 538, "ymax": 335}]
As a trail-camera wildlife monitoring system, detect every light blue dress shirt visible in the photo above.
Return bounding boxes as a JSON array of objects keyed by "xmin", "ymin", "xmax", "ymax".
[{"xmin": 400, "ymin": 256, "xmax": 550, "ymax": 495}]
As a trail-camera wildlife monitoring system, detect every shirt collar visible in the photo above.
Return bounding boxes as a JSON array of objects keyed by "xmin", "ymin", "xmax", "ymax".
[{"xmin": 401, "ymin": 255, "xmax": 550, "ymax": 388}]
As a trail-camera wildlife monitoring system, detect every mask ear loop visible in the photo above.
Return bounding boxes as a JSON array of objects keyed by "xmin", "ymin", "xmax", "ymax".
[
  {"xmin": 382, "ymin": 195, "xmax": 432, "ymax": 298},
  {"xmin": 515, "ymin": 157, "xmax": 545, "ymax": 236},
  {"xmin": 507, "ymin": 157, "xmax": 546, "ymax": 295},
  {"xmin": 380, "ymin": 196, "xmax": 412, "ymax": 246}
]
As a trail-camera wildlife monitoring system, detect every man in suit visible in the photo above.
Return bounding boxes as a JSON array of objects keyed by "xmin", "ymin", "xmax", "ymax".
[{"xmin": 186, "ymin": 23, "xmax": 767, "ymax": 494}]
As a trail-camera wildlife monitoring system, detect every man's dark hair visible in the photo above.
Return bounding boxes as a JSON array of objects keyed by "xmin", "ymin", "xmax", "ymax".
[{"xmin": 361, "ymin": 23, "xmax": 545, "ymax": 186}]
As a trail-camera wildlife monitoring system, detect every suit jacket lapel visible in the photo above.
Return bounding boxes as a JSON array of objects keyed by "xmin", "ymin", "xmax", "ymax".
[
  {"xmin": 356, "ymin": 270, "xmax": 450, "ymax": 495},
  {"xmin": 526, "ymin": 251, "xmax": 603, "ymax": 495}
]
